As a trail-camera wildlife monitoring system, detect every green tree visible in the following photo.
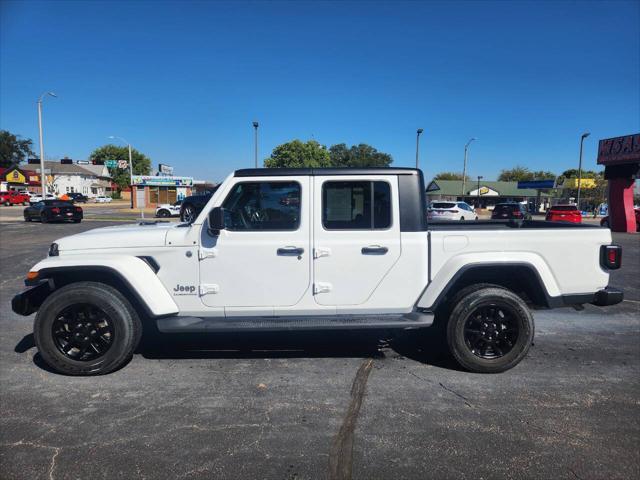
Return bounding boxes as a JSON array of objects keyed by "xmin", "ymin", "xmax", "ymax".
[
  {"xmin": 433, "ymin": 172, "xmax": 469, "ymax": 181},
  {"xmin": 0, "ymin": 130, "xmax": 35, "ymax": 168},
  {"xmin": 264, "ymin": 140, "xmax": 331, "ymax": 168},
  {"xmin": 560, "ymin": 168, "xmax": 598, "ymax": 179},
  {"xmin": 497, "ymin": 166, "xmax": 555, "ymax": 182},
  {"xmin": 89, "ymin": 144, "xmax": 151, "ymax": 191},
  {"xmin": 497, "ymin": 166, "xmax": 534, "ymax": 181},
  {"xmin": 328, "ymin": 143, "xmax": 393, "ymax": 167}
]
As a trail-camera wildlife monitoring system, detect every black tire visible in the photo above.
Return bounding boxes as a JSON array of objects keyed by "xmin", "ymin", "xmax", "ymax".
[
  {"xmin": 181, "ymin": 204, "xmax": 196, "ymax": 223},
  {"xmin": 446, "ymin": 287, "xmax": 534, "ymax": 373},
  {"xmin": 460, "ymin": 217, "xmax": 465, "ymax": 221},
  {"xmin": 24, "ymin": 215, "xmax": 31, "ymax": 222},
  {"xmin": 40, "ymin": 213, "xmax": 48, "ymax": 223},
  {"xmin": 475, "ymin": 216, "xmax": 479, "ymax": 221},
  {"xmin": 72, "ymin": 219, "xmax": 81, "ymax": 223},
  {"xmin": 157, "ymin": 209, "xmax": 170, "ymax": 218},
  {"xmin": 601, "ymin": 219, "xmax": 609, "ymax": 228},
  {"xmin": 34, "ymin": 282, "xmax": 142, "ymax": 375}
]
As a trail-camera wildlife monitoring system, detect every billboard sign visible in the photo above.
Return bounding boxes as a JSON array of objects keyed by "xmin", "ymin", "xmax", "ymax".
[
  {"xmin": 597, "ymin": 134, "xmax": 640, "ymax": 166},
  {"xmin": 517, "ymin": 180, "xmax": 556, "ymax": 189},
  {"xmin": 131, "ymin": 175, "xmax": 193, "ymax": 187}
]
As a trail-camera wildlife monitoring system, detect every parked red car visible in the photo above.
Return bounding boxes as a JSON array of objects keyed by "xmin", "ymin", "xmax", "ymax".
[
  {"xmin": 545, "ymin": 205, "xmax": 582, "ymax": 223},
  {"xmin": 0, "ymin": 190, "xmax": 30, "ymax": 206},
  {"xmin": 600, "ymin": 207, "xmax": 640, "ymax": 232}
]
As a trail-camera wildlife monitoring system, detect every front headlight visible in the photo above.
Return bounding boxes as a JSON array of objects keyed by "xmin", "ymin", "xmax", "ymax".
[{"xmin": 48, "ymin": 243, "xmax": 59, "ymax": 257}]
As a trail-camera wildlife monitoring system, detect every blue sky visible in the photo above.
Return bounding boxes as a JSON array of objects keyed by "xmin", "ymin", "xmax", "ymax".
[{"xmin": 1, "ymin": 0, "xmax": 638, "ymax": 182}]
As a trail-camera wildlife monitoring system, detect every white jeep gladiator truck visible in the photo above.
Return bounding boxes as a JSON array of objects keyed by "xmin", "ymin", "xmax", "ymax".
[{"xmin": 12, "ymin": 168, "xmax": 623, "ymax": 375}]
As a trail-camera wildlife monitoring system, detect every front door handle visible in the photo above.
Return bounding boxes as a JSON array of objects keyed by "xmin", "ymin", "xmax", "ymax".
[
  {"xmin": 361, "ymin": 245, "xmax": 388, "ymax": 255},
  {"xmin": 277, "ymin": 246, "xmax": 304, "ymax": 256}
]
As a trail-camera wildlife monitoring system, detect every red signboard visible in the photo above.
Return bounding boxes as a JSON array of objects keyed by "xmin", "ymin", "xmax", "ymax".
[{"xmin": 597, "ymin": 134, "xmax": 640, "ymax": 165}]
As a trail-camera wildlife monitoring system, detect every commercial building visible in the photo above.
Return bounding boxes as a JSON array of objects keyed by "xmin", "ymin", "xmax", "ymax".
[
  {"xmin": 131, "ymin": 175, "xmax": 194, "ymax": 208},
  {"xmin": 0, "ymin": 165, "xmax": 40, "ymax": 192},
  {"xmin": 32, "ymin": 161, "xmax": 113, "ymax": 198},
  {"xmin": 426, "ymin": 179, "xmax": 552, "ymax": 211}
]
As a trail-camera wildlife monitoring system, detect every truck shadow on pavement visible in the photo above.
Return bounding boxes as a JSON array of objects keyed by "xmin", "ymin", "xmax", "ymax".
[{"xmin": 15, "ymin": 326, "xmax": 460, "ymax": 374}]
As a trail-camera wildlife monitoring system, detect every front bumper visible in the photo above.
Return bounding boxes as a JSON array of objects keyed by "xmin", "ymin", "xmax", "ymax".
[
  {"xmin": 11, "ymin": 281, "xmax": 51, "ymax": 316},
  {"xmin": 592, "ymin": 287, "xmax": 624, "ymax": 306}
]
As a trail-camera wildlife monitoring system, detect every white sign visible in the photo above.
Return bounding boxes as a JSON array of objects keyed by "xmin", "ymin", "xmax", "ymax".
[
  {"xmin": 118, "ymin": 160, "xmax": 129, "ymax": 169},
  {"xmin": 159, "ymin": 164, "xmax": 174, "ymax": 175},
  {"xmin": 468, "ymin": 186, "xmax": 500, "ymax": 197}
]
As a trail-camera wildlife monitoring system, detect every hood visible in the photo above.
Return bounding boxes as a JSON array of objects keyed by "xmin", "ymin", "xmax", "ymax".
[{"xmin": 55, "ymin": 222, "xmax": 177, "ymax": 252}]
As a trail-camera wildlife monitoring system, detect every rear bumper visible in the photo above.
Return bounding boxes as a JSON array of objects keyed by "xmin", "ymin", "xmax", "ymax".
[{"xmin": 592, "ymin": 287, "xmax": 624, "ymax": 306}]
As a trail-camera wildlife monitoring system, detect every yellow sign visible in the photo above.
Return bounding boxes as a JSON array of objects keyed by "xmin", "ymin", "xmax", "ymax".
[
  {"xmin": 564, "ymin": 178, "xmax": 597, "ymax": 189},
  {"xmin": 5, "ymin": 169, "xmax": 26, "ymax": 184},
  {"xmin": 479, "ymin": 186, "xmax": 490, "ymax": 195}
]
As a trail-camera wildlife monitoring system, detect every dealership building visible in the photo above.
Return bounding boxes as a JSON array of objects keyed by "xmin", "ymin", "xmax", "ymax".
[
  {"xmin": 131, "ymin": 175, "xmax": 194, "ymax": 208},
  {"xmin": 426, "ymin": 179, "xmax": 552, "ymax": 210}
]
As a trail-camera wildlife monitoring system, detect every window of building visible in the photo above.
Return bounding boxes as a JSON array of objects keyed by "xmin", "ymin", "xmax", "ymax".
[
  {"xmin": 322, "ymin": 181, "xmax": 391, "ymax": 230},
  {"xmin": 221, "ymin": 181, "xmax": 301, "ymax": 231}
]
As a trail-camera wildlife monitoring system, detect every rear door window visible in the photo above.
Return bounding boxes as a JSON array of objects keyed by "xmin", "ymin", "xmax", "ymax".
[{"xmin": 322, "ymin": 181, "xmax": 391, "ymax": 229}]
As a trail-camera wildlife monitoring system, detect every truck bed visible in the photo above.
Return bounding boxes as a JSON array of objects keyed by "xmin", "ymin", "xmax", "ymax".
[{"xmin": 428, "ymin": 219, "xmax": 601, "ymax": 230}]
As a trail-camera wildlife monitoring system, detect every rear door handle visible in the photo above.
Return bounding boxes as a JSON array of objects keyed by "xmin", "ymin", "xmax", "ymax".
[
  {"xmin": 277, "ymin": 246, "xmax": 304, "ymax": 256},
  {"xmin": 361, "ymin": 245, "xmax": 388, "ymax": 255}
]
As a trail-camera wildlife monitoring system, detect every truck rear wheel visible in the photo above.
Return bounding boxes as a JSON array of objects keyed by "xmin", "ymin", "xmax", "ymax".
[
  {"xmin": 446, "ymin": 287, "xmax": 534, "ymax": 373},
  {"xmin": 34, "ymin": 282, "xmax": 141, "ymax": 375}
]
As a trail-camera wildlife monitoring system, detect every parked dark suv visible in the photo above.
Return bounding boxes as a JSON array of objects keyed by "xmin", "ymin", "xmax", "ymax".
[
  {"xmin": 180, "ymin": 186, "xmax": 219, "ymax": 223},
  {"xmin": 491, "ymin": 202, "xmax": 532, "ymax": 220},
  {"xmin": 67, "ymin": 192, "xmax": 88, "ymax": 203}
]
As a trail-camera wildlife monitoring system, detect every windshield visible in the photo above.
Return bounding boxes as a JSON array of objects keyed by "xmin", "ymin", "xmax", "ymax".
[{"xmin": 431, "ymin": 202, "xmax": 456, "ymax": 209}]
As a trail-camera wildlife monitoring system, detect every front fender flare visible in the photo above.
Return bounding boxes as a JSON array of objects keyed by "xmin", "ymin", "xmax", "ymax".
[{"xmin": 27, "ymin": 255, "xmax": 179, "ymax": 317}]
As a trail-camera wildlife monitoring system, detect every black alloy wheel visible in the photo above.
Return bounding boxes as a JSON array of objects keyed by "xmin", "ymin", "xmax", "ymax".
[
  {"xmin": 446, "ymin": 286, "xmax": 534, "ymax": 373},
  {"xmin": 158, "ymin": 209, "xmax": 170, "ymax": 218},
  {"xmin": 463, "ymin": 303, "xmax": 519, "ymax": 359},
  {"xmin": 52, "ymin": 304, "xmax": 115, "ymax": 361}
]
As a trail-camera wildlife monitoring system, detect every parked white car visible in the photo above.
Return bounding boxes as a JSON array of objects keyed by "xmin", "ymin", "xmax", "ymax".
[
  {"xmin": 94, "ymin": 196, "xmax": 112, "ymax": 203},
  {"xmin": 428, "ymin": 201, "xmax": 478, "ymax": 221},
  {"xmin": 155, "ymin": 201, "xmax": 182, "ymax": 218},
  {"xmin": 29, "ymin": 194, "xmax": 56, "ymax": 204}
]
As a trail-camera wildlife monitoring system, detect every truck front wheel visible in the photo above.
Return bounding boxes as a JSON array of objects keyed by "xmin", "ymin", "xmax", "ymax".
[
  {"xmin": 446, "ymin": 287, "xmax": 534, "ymax": 373},
  {"xmin": 34, "ymin": 282, "xmax": 141, "ymax": 375}
]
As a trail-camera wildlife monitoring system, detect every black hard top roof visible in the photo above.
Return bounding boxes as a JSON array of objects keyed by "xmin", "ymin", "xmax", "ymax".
[{"xmin": 234, "ymin": 167, "xmax": 420, "ymax": 177}]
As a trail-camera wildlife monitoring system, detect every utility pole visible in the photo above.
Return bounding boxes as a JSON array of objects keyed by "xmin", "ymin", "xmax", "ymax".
[
  {"xmin": 253, "ymin": 121, "xmax": 259, "ymax": 168},
  {"xmin": 415, "ymin": 128, "xmax": 424, "ymax": 169},
  {"xmin": 477, "ymin": 175, "xmax": 483, "ymax": 208},
  {"xmin": 577, "ymin": 132, "xmax": 590, "ymax": 209},
  {"xmin": 462, "ymin": 137, "xmax": 476, "ymax": 198},
  {"xmin": 109, "ymin": 136, "xmax": 134, "ymax": 209},
  {"xmin": 37, "ymin": 92, "xmax": 57, "ymax": 195}
]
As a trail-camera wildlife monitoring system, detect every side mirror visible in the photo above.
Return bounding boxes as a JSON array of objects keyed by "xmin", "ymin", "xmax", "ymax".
[{"xmin": 208, "ymin": 207, "xmax": 225, "ymax": 234}]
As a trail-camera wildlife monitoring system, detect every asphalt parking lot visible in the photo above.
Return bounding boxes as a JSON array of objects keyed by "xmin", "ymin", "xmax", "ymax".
[{"xmin": 0, "ymin": 220, "xmax": 638, "ymax": 480}]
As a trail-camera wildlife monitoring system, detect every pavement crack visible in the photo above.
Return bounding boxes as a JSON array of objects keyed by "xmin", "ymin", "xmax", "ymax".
[
  {"xmin": 438, "ymin": 382, "xmax": 474, "ymax": 408},
  {"xmin": 1, "ymin": 440, "xmax": 61, "ymax": 480},
  {"xmin": 328, "ymin": 358, "xmax": 374, "ymax": 480}
]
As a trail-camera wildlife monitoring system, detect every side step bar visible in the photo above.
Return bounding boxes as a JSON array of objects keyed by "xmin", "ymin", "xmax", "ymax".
[{"xmin": 156, "ymin": 312, "xmax": 434, "ymax": 333}]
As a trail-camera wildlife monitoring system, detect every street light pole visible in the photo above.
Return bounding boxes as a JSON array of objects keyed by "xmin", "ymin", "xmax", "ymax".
[
  {"xmin": 477, "ymin": 175, "xmax": 483, "ymax": 208},
  {"xmin": 415, "ymin": 128, "xmax": 424, "ymax": 169},
  {"xmin": 253, "ymin": 121, "xmax": 259, "ymax": 168},
  {"xmin": 37, "ymin": 92, "xmax": 57, "ymax": 195},
  {"xmin": 462, "ymin": 137, "xmax": 476, "ymax": 198},
  {"xmin": 108, "ymin": 136, "xmax": 134, "ymax": 209},
  {"xmin": 577, "ymin": 132, "xmax": 590, "ymax": 209}
]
